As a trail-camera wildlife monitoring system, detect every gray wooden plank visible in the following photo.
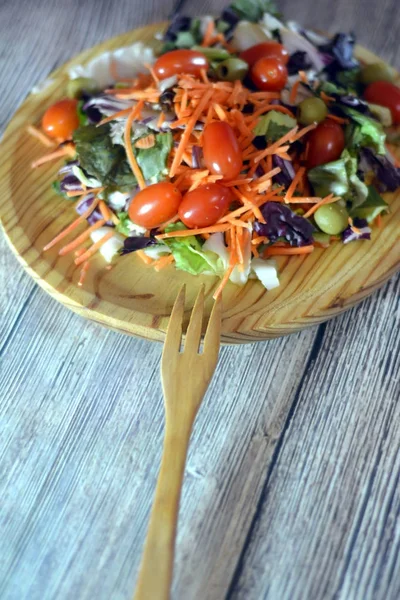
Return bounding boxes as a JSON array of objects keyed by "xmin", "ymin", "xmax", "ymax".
[
  {"xmin": 0, "ymin": 0, "xmax": 399, "ymax": 599},
  {"xmin": 230, "ymin": 275, "xmax": 400, "ymax": 600}
]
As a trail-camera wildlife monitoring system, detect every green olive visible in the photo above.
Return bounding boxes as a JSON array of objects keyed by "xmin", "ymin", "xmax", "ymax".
[
  {"xmin": 67, "ymin": 77, "xmax": 99, "ymax": 99},
  {"xmin": 297, "ymin": 97, "xmax": 328, "ymax": 125},
  {"xmin": 359, "ymin": 62, "xmax": 394, "ymax": 85},
  {"xmin": 216, "ymin": 58, "xmax": 249, "ymax": 82},
  {"xmin": 314, "ymin": 203, "xmax": 349, "ymax": 235}
]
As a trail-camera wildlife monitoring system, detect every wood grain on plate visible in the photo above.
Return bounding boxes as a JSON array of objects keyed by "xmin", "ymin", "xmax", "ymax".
[{"xmin": 0, "ymin": 22, "xmax": 399, "ymax": 344}]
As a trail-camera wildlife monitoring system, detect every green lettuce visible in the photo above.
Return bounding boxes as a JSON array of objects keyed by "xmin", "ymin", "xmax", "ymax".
[
  {"xmin": 135, "ymin": 133, "xmax": 173, "ymax": 183},
  {"xmin": 253, "ymin": 110, "xmax": 297, "ymax": 142},
  {"xmin": 344, "ymin": 107, "xmax": 386, "ymax": 155},
  {"xmin": 230, "ymin": 0, "xmax": 281, "ymax": 21},
  {"xmin": 308, "ymin": 149, "xmax": 368, "ymax": 209},
  {"xmin": 163, "ymin": 223, "xmax": 224, "ymax": 276},
  {"xmin": 351, "ymin": 185, "xmax": 389, "ymax": 223},
  {"xmin": 115, "ymin": 212, "xmax": 134, "ymax": 236}
]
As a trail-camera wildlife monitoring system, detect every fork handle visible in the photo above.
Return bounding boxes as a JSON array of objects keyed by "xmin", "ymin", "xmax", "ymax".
[{"xmin": 134, "ymin": 416, "xmax": 194, "ymax": 600}]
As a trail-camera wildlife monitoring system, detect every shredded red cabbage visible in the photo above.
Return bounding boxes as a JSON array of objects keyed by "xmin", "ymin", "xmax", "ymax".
[{"xmin": 254, "ymin": 202, "xmax": 315, "ymax": 246}]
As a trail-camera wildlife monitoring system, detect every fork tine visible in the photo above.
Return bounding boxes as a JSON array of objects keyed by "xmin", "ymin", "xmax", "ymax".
[
  {"xmin": 163, "ymin": 284, "xmax": 186, "ymax": 356},
  {"xmin": 184, "ymin": 285, "xmax": 205, "ymax": 354},
  {"xmin": 203, "ymin": 295, "xmax": 222, "ymax": 359}
]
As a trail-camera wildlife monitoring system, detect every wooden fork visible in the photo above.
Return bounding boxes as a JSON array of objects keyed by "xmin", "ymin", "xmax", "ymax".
[{"xmin": 133, "ymin": 284, "xmax": 222, "ymax": 600}]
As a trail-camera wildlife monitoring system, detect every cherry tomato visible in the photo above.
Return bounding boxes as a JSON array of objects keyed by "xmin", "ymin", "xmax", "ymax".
[
  {"xmin": 250, "ymin": 57, "xmax": 288, "ymax": 91},
  {"xmin": 364, "ymin": 81, "xmax": 400, "ymax": 125},
  {"xmin": 239, "ymin": 42, "xmax": 289, "ymax": 66},
  {"xmin": 128, "ymin": 182, "xmax": 182, "ymax": 228},
  {"xmin": 153, "ymin": 50, "xmax": 208, "ymax": 80},
  {"xmin": 203, "ymin": 121, "xmax": 242, "ymax": 181},
  {"xmin": 178, "ymin": 183, "xmax": 233, "ymax": 228},
  {"xmin": 42, "ymin": 99, "xmax": 80, "ymax": 140},
  {"xmin": 307, "ymin": 120, "xmax": 346, "ymax": 169}
]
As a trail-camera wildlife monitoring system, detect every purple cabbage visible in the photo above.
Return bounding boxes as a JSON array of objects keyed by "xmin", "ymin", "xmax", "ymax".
[
  {"xmin": 342, "ymin": 218, "xmax": 371, "ymax": 243},
  {"xmin": 254, "ymin": 202, "xmax": 315, "ymax": 247},
  {"xmin": 121, "ymin": 236, "xmax": 157, "ymax": 255},
  {"xmin": 60, "ymin": 174, "xmax": 83, "ymax": 194},
  {"xmin": 287, "ymin": 51, "xmax": 312, "ymax": 75},
  {"xmin": 273, "ymin": 155, "xmax": 296, "ymax": 187},
  {"xmin": 163, "ymin": 15, "xmax": 192, "ymax": 42},
  {"xmin": 58, "ymin": 160, "xmax": 79, "ymax": 175},
  {"xmin": 319, "ymin": 32, "xmax": 359, "ymax": 72},
  {"xmin": 333, "ymin": 94, "xmax": 370, "ymax": 113},
  {"xmin": 360, "ymin": 148, "xmax": 400, "ymax": 192},
  {"xmin": 75, "ymin": 193, "xmax": 113, "ymax": 227},
  {"xmin": 192, "ymin": 146, "xmax": 203, "ymax": 169},
  {"xmin": 83, "ymin": 94, "xmax": 132, "ymax": 119}
]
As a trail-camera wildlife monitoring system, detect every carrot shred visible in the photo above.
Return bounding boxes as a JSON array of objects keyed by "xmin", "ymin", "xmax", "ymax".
[
  {"xmin": 31, "ymin": 144, "xmax": 75, "ymax": 168},
  {"xmin": 124, "ymin": 101, "xmax": 146, "ymax": 189},
  {"xmin": 75, "ymin": 247, "xmax": 86, "ymax": 258},
  {"xmin": 303, "ymin": 194, "xmax": 338, "ymax": 218},
  {"xmin": 99, "ymin": 200, "xmax": 112, "ymax": 221},
  {"xmin": 376, "ymin": 213, "xmax": 382, "ymax": 228},
  {"xmin": 156, "ymin": 222, "xmax": 231, "ymax": 240},
  {"xmin": 157, "ymin": 111, "xmax": 166, "ymax": 129},
  {"xmin": 78, "ymin": 261, "xmax": 91, "ymax": 287},
  {"xmin": 201, "ymin": 19, "xmax": 215, "ymax": 47},
  {"xmin": 153, "ymin": 254, "xmax": 175, "ymax": 271},
  {"xmin": 145, "ymin": 62, "xmax": 159, "ymax": 85},
  {"xmin": 66, "ymin": 187, "xmax": 104, "ymax": 198},
  {"xmin": 97, "ymin": 107, "xmax": 133, "ymax": 126},
  {"xmin": 59, "ymin": 218, "xmax": 106, "ymax": 256},
  {"xmin": 320, "ymin": 91, "xmax": 335, "ymax": 104},
  {"xmin": 285, "ymin": 166, "xmax": 306, "ymax": 202},
  {"xmin": 43, "ymin": 198, "xmax": 100, "ymax": 251},
  {"xmin": 251, "ymin": 235, "xmax": 268, "ymax": 245},
  {"xmin": 134, "ymin": 134, "xmax": 156, "ymax": 149},
  {"xmin": 264, "ymin": 245, "xmax": 314, "ymax": 256},
  {"xmin": 136, "ymin": 250, "xmax": 153, "ymax": 264},
  {"xmin": 27, "ymin": 125, "xmax": 56, "ymax": 148},
  {"xmin": 298, "ymin": 70, "xmax": 309, "ymax": 84},
  {"xmin": 75, "ymin": 231, "xmax": 114, "ymax": 265},
  {"xmin": 327, "ymin": 114, "xmax": 349, "ymax": 125},
  {"xmin": 289, "ymin": 79, "xmax": 301, "ymax": 105},
  {"xmin": 213, "ymin": 263, "xmax": 235, "ymax": 299},
  {"xmin": 169, "ymin": 88, "xmax": 213, "ymax": 178}
]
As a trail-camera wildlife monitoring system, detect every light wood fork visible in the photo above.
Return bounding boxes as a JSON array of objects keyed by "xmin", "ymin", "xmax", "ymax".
[{"xmin": 133, "ymin": 284, "xmax": 222, "ymax": 600}]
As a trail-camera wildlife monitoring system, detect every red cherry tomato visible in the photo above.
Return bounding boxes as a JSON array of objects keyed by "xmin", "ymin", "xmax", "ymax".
[
  {"xmin": 307, "ymin": 120, "xmax": 346, "ymax": 169},
  {"xmin": 178, "ymin": 183, "xmax": 233, "ymax": 228},
  {"xmin": 42, "ymin": 99, "xmax": 79, "ymax": 140},
  {"xmin": 364, "ymin": 81, "xmax": 400, "ymax": 125},
  {"xmin": 239, "ymin": 42, "xmax": 289, "ymax": 67},
  {"xmin": 250, "ymin": 57, "xmax": 288, "ymax": 91},
  {"xmin": 128, "ymin": 182, "xmax": 182, "ymax": 228},
  {"xmin": 203, "ymin": 121, "xmax": 242, "ymax": 181},
  {"xmin": 153, "ymin": 49, "xmax": 208, "ymax": 80}
]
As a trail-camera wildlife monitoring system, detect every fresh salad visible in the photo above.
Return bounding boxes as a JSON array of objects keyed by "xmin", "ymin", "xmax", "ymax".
[{"xmin": 29, "ymin": 0, "xmax": 400, "ymax": 298}]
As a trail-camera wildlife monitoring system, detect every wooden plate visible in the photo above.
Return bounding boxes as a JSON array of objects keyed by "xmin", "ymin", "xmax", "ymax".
[{"xmin": 0, "ymin": 22, "xmax": 399, "ymax": 344}]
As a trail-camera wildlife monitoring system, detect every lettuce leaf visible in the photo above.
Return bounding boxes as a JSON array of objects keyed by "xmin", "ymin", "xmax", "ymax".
[
  {"xmin": 229, "ymin": 0, "xmax": 281, "ymax": 22},
  {"xmin": 343, "ymin": 107, "xmax": 386, "ymax": 155},
  {"xmin": 351, "ymin": 185, "xmax": 389, "ymax": 223},
  {"xmin": 135, "ymin": 132, "xmax": 173, "ymax": 183},
  {"xmin": 163, "ymin": 223, "xmax": 224, "ymax": 275},
  {"xmin": 308, "ymin": 149, "xmax": 368, "ymax": 208},
  {"xmin": 253, "ymin": 110, "xmax": 297, "ymax": 142}
]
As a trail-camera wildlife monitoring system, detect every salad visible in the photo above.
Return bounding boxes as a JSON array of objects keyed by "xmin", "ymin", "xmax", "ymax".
[{"xmin": 29, "ymin": 0, "xmax": 400, "ymax": 298}]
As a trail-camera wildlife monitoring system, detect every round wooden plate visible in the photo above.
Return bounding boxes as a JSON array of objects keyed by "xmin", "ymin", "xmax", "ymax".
[{"xmin": 0, "ymin": 22, "xmax": 399, "ymax": 344}]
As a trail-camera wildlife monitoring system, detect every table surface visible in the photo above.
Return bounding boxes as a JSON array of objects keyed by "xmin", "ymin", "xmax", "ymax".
[{"xmin": 1, "ymin": 0, "xmax": 399, "ymax": 598}]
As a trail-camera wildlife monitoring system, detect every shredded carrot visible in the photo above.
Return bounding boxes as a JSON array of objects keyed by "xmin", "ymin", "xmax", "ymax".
[
  {"xmin": 43, "ymin": 198, "xmax": 100, "ymax": 251},
  {"xmin": 99, "ymin": 200, "xmax": 112, "ymax": 221},
  {"xmin": 110, "ymin": 59, "xmax": 120, "ymax": 81},
  {"xmin": 213, "ymin": 103, "xmax": 228, "ymax": 121},
  {"xmin": 136, "ymin": 249, "xmax": 153, "ymax": 264},
  {"xmin": 327, "ymin": 114, "xmax": 349, "ymax": 125},
  {"xmin": 145, "ymin": 62, "xmax": 159, "ymax": 85},
  {"xmin": 201, "ymin": 19, "xmax": 215, "ymax": 47},
  {"xmin": 78, "ymin": 261, "xmax": 91, "ymax": 287},
  {"xmin": 376, "ymin": 213, "xmax": 382, "ymax": 228},
  {"xmin": 158, "ymin": 214, "xmax": 180, "ymax": 231},
  {"xmin": 252, "ymin": 245, "xmax": 260, "ymax": 258},
  {"xmin": 66, "ymin": 187, "xmax": 104, "ymax": 198},
  {"xmin": 200, "ymin": 68, "xmax": 209, "ymax": 84},
  {"xmin": 298, "ymin": 71, "xmax": 309, "ymax": 84},
  {"xmin": 75, "ymin": 231, "xmax": 114, "ymax": 265},
  {"xmin": 134, "ymin": 134, "xmax": 156, "ymax": 149},
  {"xmin": 249, "ymin": 103, "xmax": 295, "ymax": 122},
  {"xmin": 285, "ymin": 166, "xmax": 306, "ymax": 202},
  {"xmin": 31, "ymin": 144, "xmax": 75, "ymax": 168},
  {"xmin": 27, "ymin": 125, "xmax": 55, "ymax": 148},
  {"xmin": 157, "ymin": 111, "xmax": 166, "ymax": 129},
  {"xmin": 320, "ymin": 91, "xmax": 335, "ymax": 104},
  {"xmin": 348, "ymin": 217, "xmax": 363, "ymax": 235},
  {"xmin": 124, "ymin": 101, "xmax": 146, "ymax": 189},
  {"xmin": 303, "ymin": 194, "xmax": 338, "ymax": 218},
  {"xmin": 251, "ymin": 235, "xmax": 268, "ymax": 245},
  {"xmin": 59, "ymin": 218, "xmax": 106, "ymax": 256},
  {"xmin": 75, "ymin": 247, "xmax": 86, "ymax": 258},
  {"xmin": 213, "ymin": 263, "xmax": 235, "ymax": 299},
  {"xmin": 289, "ymin": 79, "xmax": 301, "ymax": 105},
  {"xmin": 153, "ymin": 254, "xmax": 175, "ymax": 271},
  {"xmin": 290, "ymin": 123, "xmax": 317, "ymax": 143},
  {"xmin": 97, "ymin": 107, "xmax": 133, "ymax": 126},
  {"xmin": 251, "ymin": 126, "xmax": 299, "ymax": 163},
  {"xmin": 264, "ymin": 245, "xmax": 314, "ymax": 256},
  {"xmin": 169, "ymin": 88, "xmax": 213, "ymax": 178},
  {"xmin": 156, "ymin": 222, "xmax": 230, "ymax": 240}
]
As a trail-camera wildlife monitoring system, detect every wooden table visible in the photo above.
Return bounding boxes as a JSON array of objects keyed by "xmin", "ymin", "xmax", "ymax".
[{"xmin": 1, "ymin": 0, "xmax": 399, "ymax": 598}]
